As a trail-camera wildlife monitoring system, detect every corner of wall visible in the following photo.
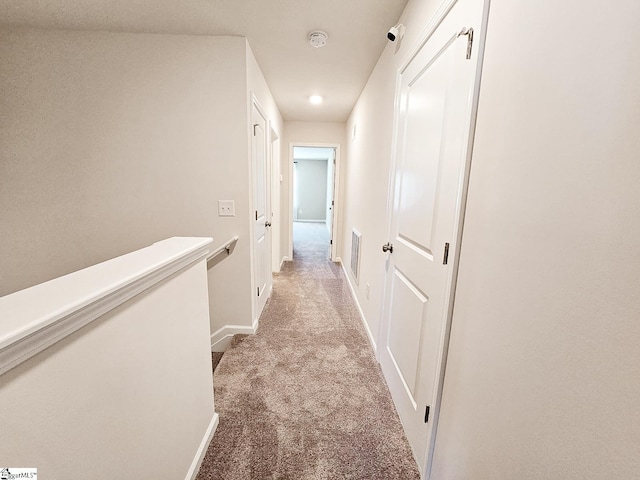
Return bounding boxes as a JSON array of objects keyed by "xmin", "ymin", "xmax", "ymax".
[{"xmin": 210, "ymin": 316, "xmax": 259, "ymax": 352}]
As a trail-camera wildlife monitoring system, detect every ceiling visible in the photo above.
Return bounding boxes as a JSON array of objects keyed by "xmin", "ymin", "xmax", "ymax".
[{"xmin": 0, "ymin": 0, "xmax": 409, "ymax": 122}]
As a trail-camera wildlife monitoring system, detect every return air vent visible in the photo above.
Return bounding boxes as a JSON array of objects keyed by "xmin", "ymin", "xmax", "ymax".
[{"xmin": 351, "ymin": 229, "xmax": 362, "ymax": 284}]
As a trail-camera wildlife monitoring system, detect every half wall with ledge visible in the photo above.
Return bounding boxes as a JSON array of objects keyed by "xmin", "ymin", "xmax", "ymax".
[{"xmin": 0, "ymin": 237, "xmax": 216, "ymax": 480}]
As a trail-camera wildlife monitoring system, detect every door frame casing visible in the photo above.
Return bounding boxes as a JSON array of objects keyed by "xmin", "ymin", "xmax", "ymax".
[
  {"xmin": 378, "ymin": 0, "xmax": 491, "ymax": 477},
  {"xmin": 270, "ymin": 126, "xmax": 281, "ymax": 272},
  {"xmin": 287, "ymin": 142, "xmax": 342, "ymax": 261}
]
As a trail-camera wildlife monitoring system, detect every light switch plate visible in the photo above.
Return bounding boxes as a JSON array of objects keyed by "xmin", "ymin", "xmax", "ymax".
[{"xmin": 218, "ymin": 200, "xmax": 235, "ymax": 217}]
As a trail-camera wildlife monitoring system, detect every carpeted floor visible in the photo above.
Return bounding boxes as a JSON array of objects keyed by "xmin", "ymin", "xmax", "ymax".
[{"xmin": 196, "ymin": 222, "xmax": 420, "ymax": 479}]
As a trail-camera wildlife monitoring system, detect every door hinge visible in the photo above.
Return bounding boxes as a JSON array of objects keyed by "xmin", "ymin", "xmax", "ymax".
[
  {"xmin": 257, "ymin": 287, "xmax": 260, "ymax": 297},
  {"xmin": 255, "ymin": 210, "xmax": 258, "ymax": 221},
  {"xmin": 457, "ymin": 27, "xmax": 474, "ymax": 60},
  {"xmin": 253, "ymin": 123, "xmax": 259, "ymax": 136},
  {"xmin": 330, "ymin": 239, "xmax": 333, "ymax": 245},
  {"xmin": 424, "ymin": 405, "xmax": 431, "ymax": 423},
  {"xmin": 331, "ymin": 200, "xmax": 334, "ymax": 206},
  {"xmin": 443, "ymin": 242, "xmax": 450, "ymax": 265}
]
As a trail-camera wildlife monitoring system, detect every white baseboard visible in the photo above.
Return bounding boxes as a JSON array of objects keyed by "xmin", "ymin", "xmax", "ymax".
[
  {"xmin": 280, "ymin": 256, "xmax": 291, "ymax": 269},
  {"xmin": 340, "ymin": 263, "xmax": 377, "ymax": 353},
  {"xmin": 294, "ymin": 219, "xmax": 326, "ymax": 223},
  {"xmin": 210, "ymin": 318, "xmax": 259, "ymax": 352},
  {"xmin": 184, "ymin": 412, "xmax": 219, "ymax": 480}
]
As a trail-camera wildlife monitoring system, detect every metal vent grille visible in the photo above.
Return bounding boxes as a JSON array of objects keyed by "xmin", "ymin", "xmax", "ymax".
[{"xmin": 350, "ymin": 229, "xmax": 362, "ymax": 284}]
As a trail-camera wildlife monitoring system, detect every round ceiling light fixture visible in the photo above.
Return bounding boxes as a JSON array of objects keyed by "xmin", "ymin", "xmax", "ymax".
[
  {"xmin": 308, "ymin": 30, "xmax": 329, "ymax": 48},
  {"xmin": 309, "ymin": 95, "xmax": 323, "ymax": 105}
]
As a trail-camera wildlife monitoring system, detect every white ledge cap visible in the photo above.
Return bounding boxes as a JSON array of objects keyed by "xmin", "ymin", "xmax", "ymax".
[{"xmin": 0, "ymin": 237, "xmax": 212, "ymax": 354}]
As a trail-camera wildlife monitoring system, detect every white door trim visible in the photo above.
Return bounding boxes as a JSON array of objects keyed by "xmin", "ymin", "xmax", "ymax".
[
  {"xmin": 287, "ymin": 142, "xmax": 342, "ymax": 261},
  {"xmin": 270, "ymin": 126, "xmax": 281, "ymax": 272},
  {"xmin": 378, "ymin": 0, "xmax": 491, "ymax": 477}
]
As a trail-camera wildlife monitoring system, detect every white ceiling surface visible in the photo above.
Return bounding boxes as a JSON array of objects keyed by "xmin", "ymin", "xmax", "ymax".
[
  {"xmin": 0, "ymin": 0, "xmax": 409, "ymax": 122},
  {"xmin": 293, "ymin": 147, "xmax": 334, "ymax": 161}
]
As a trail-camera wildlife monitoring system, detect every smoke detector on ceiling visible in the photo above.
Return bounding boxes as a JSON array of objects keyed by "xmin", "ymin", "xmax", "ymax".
[{"xmin": 308, "ymin": 30, "xmax": 329, "ymax": 48}]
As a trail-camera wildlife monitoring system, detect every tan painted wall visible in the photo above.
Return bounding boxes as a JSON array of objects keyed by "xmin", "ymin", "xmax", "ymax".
[
  {"xmin": 343, "ymin": 0, "xmax": 640, "ymax": 477},
  {"xmin": 0, "ymin": 30, "xmax": 255, "ymax": 333}
]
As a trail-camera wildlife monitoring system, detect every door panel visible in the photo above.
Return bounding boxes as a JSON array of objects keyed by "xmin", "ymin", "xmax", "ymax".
[
  {"xmin": 397, "ymin": 53, "xmax": 449, "ymax": 254},
  {"xmin": 387, "ymin": 268, "xmax": 429, "ymax": 402},
  {"xmin": 379, "ymin": 0, "xmax": 487, "ymax": 476}
]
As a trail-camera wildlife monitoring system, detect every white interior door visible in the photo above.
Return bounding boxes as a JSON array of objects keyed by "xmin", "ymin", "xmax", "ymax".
[
  {"xmin": 379, "ymin": 0, "xmax": 486, "ymax": 475},
  {"xmin": 326, "ymin": 149, "xmax": 336, "ymax": 254},
  {"xmin": 252, "ymin": 101, "xmax": 270, "ymax": 320}
]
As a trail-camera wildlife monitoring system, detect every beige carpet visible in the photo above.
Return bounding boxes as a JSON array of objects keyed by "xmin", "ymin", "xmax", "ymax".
[{"xmin": 197, "ymin": 222, "xmax": 420, "ymax": 479}]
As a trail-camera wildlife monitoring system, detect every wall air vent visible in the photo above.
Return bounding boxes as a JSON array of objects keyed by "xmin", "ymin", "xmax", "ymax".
[{"xmin": 351, "ymin": 228, "xmax": 362, "ymax": 284}]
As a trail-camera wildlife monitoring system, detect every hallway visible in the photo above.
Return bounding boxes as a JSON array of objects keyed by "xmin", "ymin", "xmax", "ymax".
[{"xmin": 197, "ymin": 222, "xmax": 419, "ymax": 479}]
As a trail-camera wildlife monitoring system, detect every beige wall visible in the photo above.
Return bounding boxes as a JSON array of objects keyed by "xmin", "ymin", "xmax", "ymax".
[
  {"xmin": 0, "ymin": 259, "xmax": 215, "ymax": 478},
  {"xmin": 280, "ymin": 121, "xmax": 346, "ymax": 262},
  {"xmin": 343, "ymin": 0, "xmax": 640, "ymax": 477},
  {"xmin": 246, "ymin": 43, "xmax": 283, "ymax": 137},
  {"xmin": 0, "ymin": 30, "xmax": 256, "ymax": 333},
  {"xmin": 431, "ymin": 1, "xmax": 640, "ymax": 478},
  {"xmin": 294, "ymin": 159, "xmax": 328, "ymax": 221},
  {"xmin": 206, "ymin": 41, "xmax": 283, "ymax": 336}
]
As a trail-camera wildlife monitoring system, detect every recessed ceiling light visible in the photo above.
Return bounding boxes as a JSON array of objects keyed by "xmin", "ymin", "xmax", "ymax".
[
  {"xmin": 308, "ymin": 30, "xmax": 329, "ymax": 48},
  {"xmin": 309, "ymin": 95, "xmax": 323, "ymax": 105}
]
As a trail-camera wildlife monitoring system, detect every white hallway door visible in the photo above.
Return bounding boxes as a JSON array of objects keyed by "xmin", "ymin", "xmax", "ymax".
[
  {"xmin": 379, "ymin": 0, "xmax": 487, "ymax": 475},
  {"xmin": 252, "ymin": 100, "xmax": 271, "ymax": 321},
  {"xmin": 326, "ymin": 148, "xmax": 336, "ymax": 255}
]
